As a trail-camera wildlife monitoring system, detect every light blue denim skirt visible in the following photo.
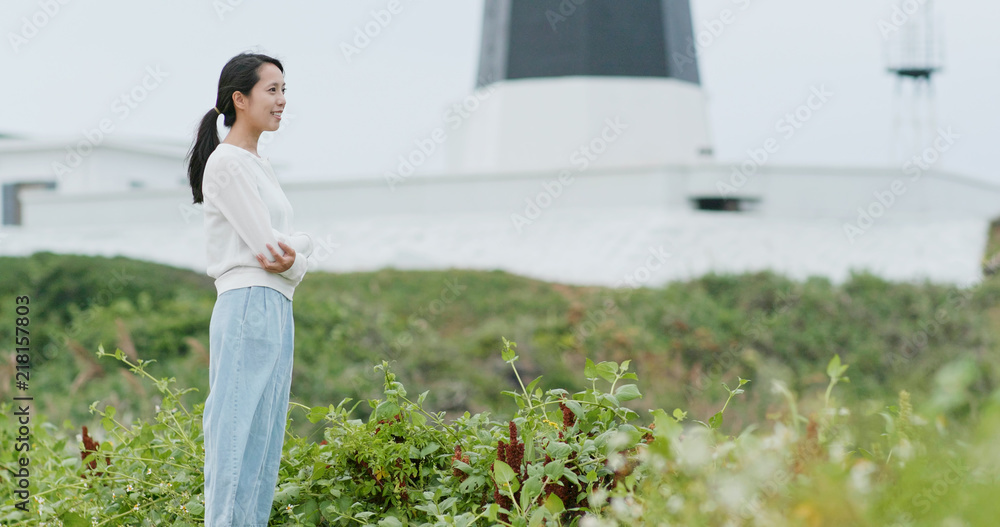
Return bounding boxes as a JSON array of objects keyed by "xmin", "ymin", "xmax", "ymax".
[{"xmin": 203, "ymin": 285, "xmax": 294, "ymax": 526}]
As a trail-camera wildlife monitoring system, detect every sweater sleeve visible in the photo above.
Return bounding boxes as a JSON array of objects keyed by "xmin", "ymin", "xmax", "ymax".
[
  {"xmin": 205, "ymin": 156, "xmax": 306, "ymax": 283},
  {"xmin": 272, "ymin": 229, "xmax": 312, "ymax": 283},
  {"xmin": 275, "ymin": 230, "xmax": 314, "ymax": 258}
]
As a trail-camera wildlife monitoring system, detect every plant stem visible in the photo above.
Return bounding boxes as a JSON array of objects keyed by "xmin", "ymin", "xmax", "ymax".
[{"xmin": 508, "ymin": 360, "xmax": 534, "ymax": 413}]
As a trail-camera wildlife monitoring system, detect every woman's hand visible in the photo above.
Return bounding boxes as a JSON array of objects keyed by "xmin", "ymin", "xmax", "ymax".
[{"xmin": 256, "ymin": 241, "xmax": 296, "ymax": 273}]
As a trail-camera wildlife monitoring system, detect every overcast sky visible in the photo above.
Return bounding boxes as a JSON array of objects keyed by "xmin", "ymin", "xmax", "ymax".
[{"xmin": 4, "ymin": 0, "xmax": 998, "ymax": 183}]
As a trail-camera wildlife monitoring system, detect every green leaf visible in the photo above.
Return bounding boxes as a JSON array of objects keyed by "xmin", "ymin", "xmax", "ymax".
[
  {"xmin": 59, "ymin": 512, "xmax": 89, "ymax": 527},
  {"xmin": 493, "ymin": 460, "xmax": 520, "ymax": 493},
  {"xmin": 546, "ymin": 441, "xmax": 572, "ymax": 459},
  {"xmin": 562, "ymin": 467, "xmax": 580, "ymax": 486},
  {"xmin": 310, "ymin": 461, "xmax": 327, "ymax": 481},
  {"xmin": 453, "ymin": 459, "xmax": 473, "ymax": 474},
  {"xmin": 827, "ymin": 354, "xmax": 842, "ymax": 379},
  {"xmin": 501, "ymin": 338, "xmax": 517, "ymax": 362},
  {"xmin": 525, "ymin": 376, "xmax": 542, "ymax": 396},
  {"xmin": 521, "ymin": 475, "xmax": 543, "ymax": 511},
  {"xmin": 273, "ymin": 483, "xmax": 301, "ymax": 504},
  {"xmin": 584, "ymin": 358, "xmax": 597, "ymax": 380},
  {"xmin": 596, "ymin": 361, "xmax": 618, "ymax": 383},
  {"xmin": 614, "ymin": 384, "xmax": 642, "ymax": 402},
  {"xmin": 371, "ymin": 400, "xmax": 400, "ymax": 424},
  {"xmin": 563, "ymin": 399, "xmax": 583, "ymax": 417},
  {"xmin": 708, "ymin": 411, "xmax": 723, "ymax": 429},
  {"xmin": 672, "ymin": 408, "xmax": 687, "ymax": 422},
  {"xmin": 501, "ymin": 390, "xmax": 522, "ymax": 401},
  {"xmin": 544, "ymin": 492, "xmax": 565, "ymax": 514},
  {"xmin": 529, "ymin": 508, "xmax": 547, "ymax": 527},
  {"xmin": 420, "ymin": 442, "xmax": 440, "ymax": 458},
  {"xmin": 439, "ymin": 497, "xmax": 459, "ymax": 512},
  {"xmin": 460, "ymin": 475, "xmax": 485, "ymax": 493},
  {"xmin": 379, "ymin": 517, "xmax": 404, "ymax": 527},
  {"xmin": 598, "ymin": 393, "xmax": 620, "ymax": 407},
  {"xmin": 544, "ymin": 460, "xmax": 565, "ymax": 480},
  {"xmin": 307, "ymin": 406, "xmax": 328, "ymax": 424}
]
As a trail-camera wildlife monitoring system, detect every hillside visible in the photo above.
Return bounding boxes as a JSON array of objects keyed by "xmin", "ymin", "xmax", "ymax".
[{"xmin": 2, "ymin": 252, "xmax": 1000, "ymax": 442}]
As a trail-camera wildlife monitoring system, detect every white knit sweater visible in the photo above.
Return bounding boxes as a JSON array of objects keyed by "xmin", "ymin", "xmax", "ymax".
[{"xmin": 202, "ymin": 143, "xmax": 313, "ymax": 301}]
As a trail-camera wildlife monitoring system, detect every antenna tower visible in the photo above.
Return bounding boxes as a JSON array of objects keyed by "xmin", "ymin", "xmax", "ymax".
[{"xmin": 885, "ymin": 0, "xmax": 943, "ymax": 162}]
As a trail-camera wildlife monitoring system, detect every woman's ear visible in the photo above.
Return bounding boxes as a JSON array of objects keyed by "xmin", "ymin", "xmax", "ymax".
[{"xmin": 232, "ymin": 91, "xmax": 247, "ymax": 111}]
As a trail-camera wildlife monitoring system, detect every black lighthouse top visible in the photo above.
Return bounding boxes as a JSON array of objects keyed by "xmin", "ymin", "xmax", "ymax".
[{"xmin": 476, "ymin": 0, "xmax": 701, "ymax": 88}]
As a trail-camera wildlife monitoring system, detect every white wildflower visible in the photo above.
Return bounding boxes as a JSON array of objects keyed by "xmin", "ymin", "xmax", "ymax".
[{"xmin": 849, "ymin": 459, "xmax": 877, "ymax": 495}]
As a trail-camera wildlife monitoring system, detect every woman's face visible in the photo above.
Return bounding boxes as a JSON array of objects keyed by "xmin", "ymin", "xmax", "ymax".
[{"xmin": 238, "ymin": 62, "xmax": 286, "ymax": 133}]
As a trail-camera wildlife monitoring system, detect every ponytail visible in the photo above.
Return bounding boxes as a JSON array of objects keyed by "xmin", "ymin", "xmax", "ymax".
[{"xmin": 187, "ymin": 108, "xmax": 221, "ymax": 204}]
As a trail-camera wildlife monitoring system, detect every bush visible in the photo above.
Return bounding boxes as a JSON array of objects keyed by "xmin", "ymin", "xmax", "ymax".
[{"xmin": 3, "ymin": 340, "xmax": 1000, "ymax": 525}]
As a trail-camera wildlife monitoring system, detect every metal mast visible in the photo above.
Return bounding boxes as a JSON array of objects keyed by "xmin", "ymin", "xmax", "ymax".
[{"xmin": 885, "ymin": 0, "xmax": 943, "ymax": 162}]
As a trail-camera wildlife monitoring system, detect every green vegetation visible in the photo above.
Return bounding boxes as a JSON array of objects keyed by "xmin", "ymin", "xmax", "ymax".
[
  {"xmin": 2, "ymin": 338, "xmax": 999, "ymax": 525},
  {"xmin": 2, "ymin": 252, "xmax": 999, "ymax": 438},
  {"xmin": 1, "ymin": 252, "xmax": 1000, "ymax": 524}
]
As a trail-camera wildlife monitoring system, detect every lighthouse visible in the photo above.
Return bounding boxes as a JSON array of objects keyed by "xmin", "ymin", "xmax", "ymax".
[{"xmin": 446, "ymin": 0, "xmax": 715, "ymax": 174}]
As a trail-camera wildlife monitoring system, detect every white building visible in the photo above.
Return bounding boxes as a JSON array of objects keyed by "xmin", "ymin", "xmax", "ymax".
[{"xmin": 2, "ymin": 0, "xmax": 997, "ymax": 288}]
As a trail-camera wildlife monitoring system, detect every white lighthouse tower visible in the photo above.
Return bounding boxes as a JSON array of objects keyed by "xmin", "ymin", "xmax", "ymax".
[{"xmin": 446, "ymin": 0, "xmax": 715, "ymax": 175}]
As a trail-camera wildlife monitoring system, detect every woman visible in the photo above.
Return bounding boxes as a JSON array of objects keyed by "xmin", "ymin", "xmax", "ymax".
[{"xmin": 186, "ymin": 51, "xmax": 314, "ymax": 526}]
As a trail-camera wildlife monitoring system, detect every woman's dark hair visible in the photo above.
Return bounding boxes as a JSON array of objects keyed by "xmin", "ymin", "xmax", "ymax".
[{"xmin": 186, "ymin": 52, "xmax": 284, "ymax": 204}]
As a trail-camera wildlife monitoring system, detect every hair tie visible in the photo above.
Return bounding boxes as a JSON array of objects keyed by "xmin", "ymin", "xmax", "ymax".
[{"xmin": 213, "ymin": 107, "xmax": 220, "ymax": 114}]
